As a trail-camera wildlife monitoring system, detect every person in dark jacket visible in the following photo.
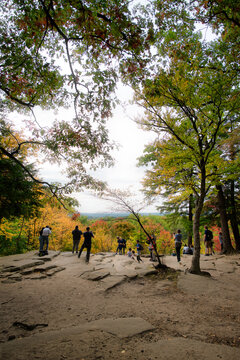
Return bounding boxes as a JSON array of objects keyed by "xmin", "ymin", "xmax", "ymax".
[
  {"xmin": 78, "ymin": 227, "xmax": 94, "ymax": 263},
  {"xmin": 174, "ymin": 229, "xmax": 182, "ymax": 262},
  {"xmin": 72, "ymin": 226, "xmax": 82, "ymax": 254}
]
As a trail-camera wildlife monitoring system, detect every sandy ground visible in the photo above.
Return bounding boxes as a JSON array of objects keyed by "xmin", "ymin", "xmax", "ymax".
[{"xmin": 0, "ymin": 251, "xmax": 240, "ymax": 360}]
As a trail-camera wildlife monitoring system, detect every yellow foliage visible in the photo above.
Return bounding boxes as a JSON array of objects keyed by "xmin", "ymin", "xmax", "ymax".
[
  {"xmin": 24, "ymin": 203, "xmax": 85, "ymax": 251},
  {"xmin": 91, "ymin": 227, "xmax": 113, "ymax": 253}
]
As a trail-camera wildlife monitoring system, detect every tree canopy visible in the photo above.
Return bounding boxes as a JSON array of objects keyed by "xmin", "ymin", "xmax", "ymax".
[
  {"xmin": 130, "ymin": 0, "xmax": 240, "ymax": 271},
  {"xmin": 0, "ymin": 0, "xmax": 150, "ymax": 198},
  {"xmin": 1, "ymin": 0, "xmax": 239, "ymax": 269}
]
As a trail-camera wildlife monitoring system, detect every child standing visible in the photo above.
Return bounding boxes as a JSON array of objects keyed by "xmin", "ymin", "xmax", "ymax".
[{"xmin": 136, "ymin": 240, "xmax": 143, "ymax": 263}]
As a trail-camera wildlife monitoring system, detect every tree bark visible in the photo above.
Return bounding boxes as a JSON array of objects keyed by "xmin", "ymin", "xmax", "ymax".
[
  {"xmin": 216, "ymin": 184, "xmax": 235, "ymax": 253},
  {"xmin": 190, "ymin": 165, "xmax": 206, "ymax": 274},
  {"xmin": 188, "ymin": 194, "xmax": 193, "ymax": 247},
  {"xmin": 190, "ymin": 196, "xmax": 204, "ymax": 273},
  {"xmin": 229, "ymin": 180, "xmax": 240, "ymax": 251}
]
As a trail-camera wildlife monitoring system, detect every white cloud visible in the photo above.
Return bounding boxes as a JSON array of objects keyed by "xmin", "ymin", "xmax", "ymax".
[{"xmin": 19, "ymin": 84, "xmax": 161, "ymax": 213}]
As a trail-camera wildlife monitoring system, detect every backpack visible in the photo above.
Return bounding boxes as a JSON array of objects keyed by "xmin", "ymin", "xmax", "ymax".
[
  {"xmin": 138, "ymin": 244, "xmax": 143, "ymax": 251},
  {"xmin": 207, "ymin": 230, "xmax": 213, "ymax": 240}
]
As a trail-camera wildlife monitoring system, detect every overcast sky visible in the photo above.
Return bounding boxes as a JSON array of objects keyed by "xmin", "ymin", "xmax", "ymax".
[{"xmin": 36, "ymin": 84, "xmax": 160, "ymax": 213}]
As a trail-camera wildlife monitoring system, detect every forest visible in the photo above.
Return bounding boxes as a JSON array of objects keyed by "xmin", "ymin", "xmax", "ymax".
[
  {"xmin": 0, "ymin": 1, "xmax": 239, "ymax": 274},
  {"xmin": 0, "ymin": 194, "xmax": 226, "ymax": 257}
]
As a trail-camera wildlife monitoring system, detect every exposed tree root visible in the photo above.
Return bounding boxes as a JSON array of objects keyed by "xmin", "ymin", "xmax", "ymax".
[{"xmin": 188, "ymin": 269, "xmax": 211, "ymax": 277}]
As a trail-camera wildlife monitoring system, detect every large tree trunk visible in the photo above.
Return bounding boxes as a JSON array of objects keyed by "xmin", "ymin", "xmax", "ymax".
[
  {"xmin": 229, "ymin": 180, "xmax": 240, "ymax": 251},
  {"xmin": 216, "ymin": 184, "xmax": 235, "ymax": 254},
  {"xmin": 189, "ymin": 195, "xmax": 204, "ymax": 274},
  {"xmin": 189, "ymin": 166, "xmax": 206, "ymax": 274},
  {"xmin": 187, "ymin": 194, "xmax": 193, "ymax": 247}
]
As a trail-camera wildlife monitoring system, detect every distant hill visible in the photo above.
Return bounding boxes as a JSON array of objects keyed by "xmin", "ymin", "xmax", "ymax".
[{"xmin": 81, "ymin": 212, "xmax": 161, "ymax": 219}]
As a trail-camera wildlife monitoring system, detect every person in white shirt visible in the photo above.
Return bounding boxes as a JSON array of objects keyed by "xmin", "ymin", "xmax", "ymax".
[
  {"xmin": 183, "ymin": 244, "xmax": 189, "ymax": 254},
  {"xmin": 41, "ymin": 226, "xmax": 51, "ymax": 255}
]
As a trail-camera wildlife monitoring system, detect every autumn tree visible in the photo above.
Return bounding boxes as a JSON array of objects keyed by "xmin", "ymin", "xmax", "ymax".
[
  {"xmin": 111, "ymin": 220, "xmax": 136, "ymax": 242},
  {"xmin": 138, "ymin": 142, "xmax": 195, "ymax": 246},
  {"xmin": 0, "ymin": 0, "xmax": 150, "ymax": 199},
  {"xmin": 0, "ymin": 125, "xmax": 43, "ymax": 223},
  {"xmin": 99, "ymin": 187, "xmax": 165, "ymax": 268},
  {"xmin": 216, "ymin": 125, "xmax": 240, "ymax": 250},
  {"xmin": 130, "ymin": 0, "xmax": 240, "ymax": 272}
]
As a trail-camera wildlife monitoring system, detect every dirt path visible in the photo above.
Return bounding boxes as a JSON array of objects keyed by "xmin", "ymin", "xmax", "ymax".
[{"xmin": 0, "ymin": 251, "xmax": 240, "ymax": 359}]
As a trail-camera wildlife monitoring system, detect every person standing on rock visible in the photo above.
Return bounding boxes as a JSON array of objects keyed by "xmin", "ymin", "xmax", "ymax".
[
  {"xmin": 136, "ymin": 240, "xmax": 143, "ymax": 262},
  {"xmin": 174, "ymin": 229, "xmax": 182, "ymax": 262},
  {"xmin": 72, "ymin": 226, "xmax": 82, "ymax": 254},
  {"xmin": 122, "ymin": 238, "xmax": 127, "ymax": 255},
  {"xmin": 78, "ymin": 227, "xmax": 94, "ymax": 263},
  {"xmin": 39, "ymin": 227, "xmax": 45, "ymax": 255},
  {"xmin": 41, "ymin": 226, "xmax": 51, "ymax": 255},
  {"xmin": 116, "ymin": 236, "xmax": 123, "ymax": 255}
]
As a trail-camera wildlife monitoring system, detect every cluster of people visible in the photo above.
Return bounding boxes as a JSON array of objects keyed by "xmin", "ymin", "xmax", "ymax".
[
  {"xmin": 71, "ymin": 225, "xmax": 94, "ymax": 263},
  {"xmin": 172, "ymin": 225, "xmax": 223, "ymax": 263},
  {"xmin": 39, "ymin": 225, "xmax": 94, "ymax": 263},
  {"xmin": 126, "ymin": 240, "xmax": 144, "ymax": 263},
  {"xmin": 116, "ymin": 236, "xmax": 127, "ymax": 255},
  {"xmin": 39, "ymin": 223, "xmax": 224, "ymax": 264}
]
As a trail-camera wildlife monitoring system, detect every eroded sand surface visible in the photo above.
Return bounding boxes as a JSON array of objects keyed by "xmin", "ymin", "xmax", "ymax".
[{"xmin": 0, "ymin": 251, "xmax": 240, "ymax": 359}]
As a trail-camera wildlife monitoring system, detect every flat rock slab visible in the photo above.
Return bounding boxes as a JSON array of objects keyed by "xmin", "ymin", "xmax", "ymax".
[
  {"xmin": 100, "ymin": 275, "xmax": 126, "ymax": 290},
  {"xmin": 0, "ymin": 317, "xmax": 155, "ymax": 360},
  {"xmin": 214, "ymin": 262, "xmax": 237, "ymax": 274},
  {"xmin": 88, "ymin": 317, "xmax": 155, "ymax": 338},
  {"xmin": 116, "ymin": 270, "xmax": 138, "ymax": 278},
  {"xmin": 1, "ymin": 278, "xmax": 20, "ymax": 284},
  {"xmin": 143, "ymin": 337, "xmax": 240, "ymax": 360},
  {"xmin": 7, "ymin": 317, "xmax": 154, "ymax": 340},
  {"xmin": 33, "ymin": 264, "xmax": 58, "ymax": 272},
  {"xmin": 178, "ymin": 273, "xmax": 217, "ymax": 295},
  {"xmin": 0, "ymin": 259, "xmax": 44, "ymax": 273},
  {"xmin": 8, "ymin": 273, "xmax": 22, "ymax": 281},
  {"xmin": 135, "ymin": 268, "xmax": 158, "ymax": 277},
  {"xmin": 81, "ymin": 270, "xmax": 110, "ymax": 281},
  {"xmin": 31, "ymin": 253, "xmax": 60, "ymax": 262},
  {"xmin": 0, "ymin": 251, "xmax": 61, "ymax": 273},
  {"xmin": 46, "ymin": 266, "xmax": 65, "ymax": 276},
  {"xmin": 20, "ymin": 268, "xmax": 37, "ymax": 275},
  {"xmin": 26, "ymin": 273, "xmax": 47, "ymax": 280}
]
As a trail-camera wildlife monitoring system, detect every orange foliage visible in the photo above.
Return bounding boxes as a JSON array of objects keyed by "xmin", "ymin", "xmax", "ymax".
[
  {"xmin": 25, "ymin": 203, "xmax": 85, "ymax": 251},
  {"xmin": 91, "ymin": 220, "xmax": 113, "ymax": 252}
]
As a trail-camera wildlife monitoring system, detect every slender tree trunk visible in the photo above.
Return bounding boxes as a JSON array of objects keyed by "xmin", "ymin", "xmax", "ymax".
[
  {"xmin": 134, "ymin": 212, "xmax": 163, "ymax": 267},
  {"xmin": 188, "ymin": 194, "xmax": 193, "ymax": 247},
  {"xmin": 190, "ymin": 165, "xmax": 206, "ymax": 274},
  {"xmin": 229, "ymin": 180, "xmax": 240, "ymax": 251},
  {"xmin": 216, "ymin": 184, "xmax": 235, "ymax": 254}
]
